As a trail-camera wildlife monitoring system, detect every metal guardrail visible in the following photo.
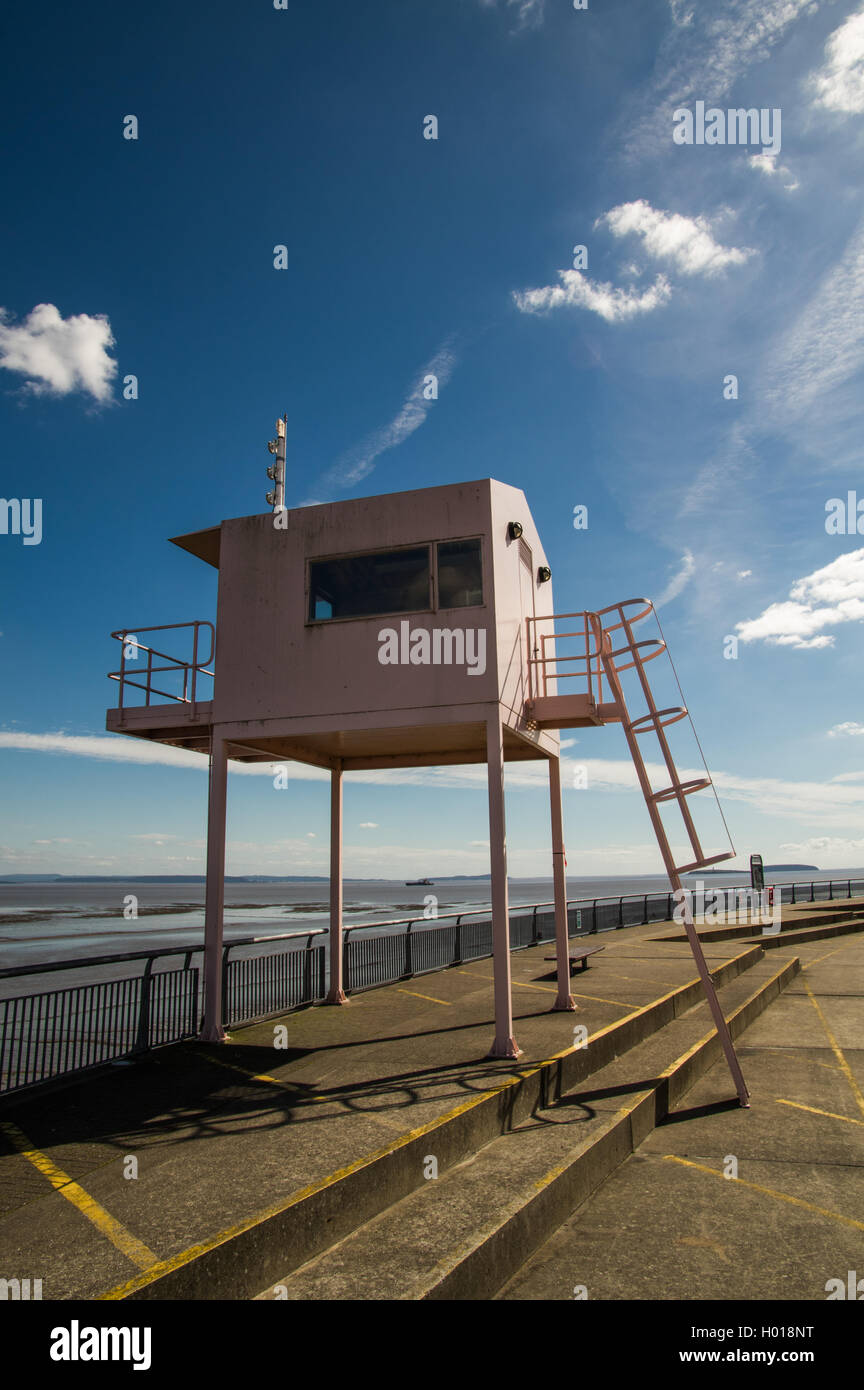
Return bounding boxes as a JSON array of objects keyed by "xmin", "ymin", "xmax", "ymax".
[
  {"xmin": 2, "ymin": 879, "xmax": 862, "ymax": 1096},
  {"xmin": 108, "ymin": 621, "xmax": 215, "ymax": 710},
  {"xmin": 0, "ymin": 930, "xmax": 324, "ymax": 1096}
]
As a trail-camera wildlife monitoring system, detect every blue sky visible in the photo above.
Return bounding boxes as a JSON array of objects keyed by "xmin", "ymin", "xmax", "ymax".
[{"xmin": 3, "ymin": 0, "xmax": 864, "ymax": 878}]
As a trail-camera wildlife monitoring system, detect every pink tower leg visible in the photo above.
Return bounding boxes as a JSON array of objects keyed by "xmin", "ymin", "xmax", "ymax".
[
  {"xmin": 486, "ymin": 714, "xmax": 521, "ymax": 1059},
  {"xmin": 326, "ymin": 763, "xmax": 348, "ymax": 1004},
  {"xmin": 548, "ymin": 755, "xmax": 576, "ymax": 1012},
  {"xmin": 200, "ymin": 733, "xmax": 228, "ymax": 1042}
]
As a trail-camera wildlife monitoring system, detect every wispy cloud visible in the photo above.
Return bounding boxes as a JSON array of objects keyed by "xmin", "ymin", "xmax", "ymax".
[
  {"xmin": 630, "ymin": 0, "xmax": 823, "ymax": 156},
  {"xmin": 735, "ymin": 549, "xmax": 864, "ymax": 649},
  {"xmin": 308, "ymin": 342, "xmax": 456, "ymax": 501},
  {"xmin": 655, "ymin": 549, "xmax": 695, "ymax": 606},
  {"xmin": 476, "ymin": 0, "xmax": 545, "ymax": 31},
  {"xmin": 599, "ymin": 201, "xmax": 754, "ymax": 277},
  {"xmin": 0, "ymin": 303, "xmax": 117, "ymax": 402},
  {"xmin": 759, "ymin": 214, "xmax": 864, "ymax": 426},
  {"xmin": 828, "ymin": 721, "xmax": 864, "ymax": 737},
  {"xmin": 807, "ymin": 4, "xmax": 864, "ymax": 113},
  {"xmin": 513, "ymin": 269, "xmax": 672, "ymax": 323}
]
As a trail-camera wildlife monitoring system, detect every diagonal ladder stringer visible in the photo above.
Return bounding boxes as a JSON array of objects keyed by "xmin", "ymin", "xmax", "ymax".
[{"xmin": 589, "ymin": 604, "xmax": 750, "ymax": 1108}]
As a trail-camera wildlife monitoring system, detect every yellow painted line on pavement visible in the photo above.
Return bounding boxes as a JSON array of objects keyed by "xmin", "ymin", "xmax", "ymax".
[
  {"xmin": 396, "ymin": 988, "xmax": 452, "ymax": 1006},
  {"xmin": 662, "ymin": 1155, "xmax": 864, "ymax": 1233},
  {"xmin": 569, "ymin": 991, "xmax": 635, "ymax": 1008},
  {"xmin": 458, "ymin": 967, "xmax": 630, "ymax": 1006},
  {"xmin": 176, "ymin": 1045, "xmax": 289, "ymax": 1089},
  {"xmin": 99, "ymin": 981, "xmax": 705, "ymax": 1300},
  {"xmin": 801, "ymin": 979, "xmax": 864, "ymax": 1120},
  {"xmin": 776, "ymin": 1099, "xmax": 864, "ymax": 1128},
  {"xmin": 457, "ymin": 968, "xmax": 555, "ymax": 994},
  {"xmin": 803, "ymin": 938, "xmax": 864, "ymax": 970},
  {"xmin": 0, "ymin": 1121, "xmax": 158, "ymax": 1271}
]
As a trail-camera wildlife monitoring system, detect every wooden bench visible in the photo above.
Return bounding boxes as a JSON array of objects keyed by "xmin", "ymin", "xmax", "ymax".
[{"xmin": 544, "ymin": 944, "xmax": 605, "ymax": 974}]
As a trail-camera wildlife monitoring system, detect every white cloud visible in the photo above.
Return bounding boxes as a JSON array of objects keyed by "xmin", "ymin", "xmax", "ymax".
[
  {"xmin": 308, "ymin": 342, "xmax": 456, "ymax": 500},
  {"xmin": 655, "ymin": 550, "xmax": 695, "ymax": 606},
  {"xmin": 0, "ymin": 303, "xmax": 117, "ymax": 401},
  {"xmin": 0, "ymin": 731, "xmax": 326, "ymax": 778},
  {"xmin": 737, "ymin": 570, "xmax": 752, "ymax": 579},
  {"xmin": 778, "ymin": 835, "xmax": 864, "ymax": 860},
  {"xmin": 748, "ymin": 151, "xmax": 799, "ymax": 191},
  {"xmin": 599, "ymin": 201, "xmax": 754, "ymax": 277},
  {"xmin": 808, "ymin": 4, "xmax": 864, "ymax": 113},
  {"xmin": 828, "ymin": 721, "xmax": 864, "ymax": 737},
  {"xmin": 358, "ymin": 822, "xmax": 379, "ymax": 829},
  {"xmin": 513, "ymin": 269, "xmax": 671, "ymax": 322},
  {"xmin": 7, "ymin": 732, "xmax": 864, "ymax": 831},
  {"xmin": 736, "ymin": 549, "xmax": 864, "ymax": 648}
]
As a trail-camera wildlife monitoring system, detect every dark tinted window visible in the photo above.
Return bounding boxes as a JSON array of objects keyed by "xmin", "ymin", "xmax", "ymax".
[
  {"xmin": 437, "ymin": 539, "xmax": 483, "ymax": 609},
  {"xmin": 309, "ymin": 547, "xmax": 431, "ymax": 621}
]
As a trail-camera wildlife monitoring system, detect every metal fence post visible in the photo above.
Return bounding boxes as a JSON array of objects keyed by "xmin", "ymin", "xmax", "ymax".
[
  {"xmin": 134, "ymin": 959, "xmax": 154, "ymax": 1054},
  {"xmin": 303, "ymin": 934, "xmax": 314, "ymax": 1003},
  {"xmin": 220, "ymin": 944, "xmax": 232, "ymax": 1028},
  {"xmin": 404, "ymin": 921, "xmax": 413, "ymax": 977},
  {"xmin": 343, "ymin": 929, "xmax": 352, "ymax": 994},
  {"xmin": 531, "ymin": 904, "xmax": 539, "ymax": 945},
  {"xmin": 454, "ymin": 915, "xmax": 462, "ymax": 965}
]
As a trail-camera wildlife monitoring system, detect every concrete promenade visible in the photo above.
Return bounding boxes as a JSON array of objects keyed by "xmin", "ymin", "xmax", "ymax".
[
  {"xmin": 0, "ymin": 901, "xmax": 860, "ymax": 1301},
  {"xmin": 499, "ymin": 930, "xmax": 864, "ymax": 1301}
]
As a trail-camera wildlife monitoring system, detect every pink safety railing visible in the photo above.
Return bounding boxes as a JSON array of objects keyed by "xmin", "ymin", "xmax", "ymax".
[
  {"xmin": 108, "ymin": 622, "xmax": 215, "ymax": 711},
  {"xmin": 527, "ymin": 598, "xmax": 664, "ymax": 703}
]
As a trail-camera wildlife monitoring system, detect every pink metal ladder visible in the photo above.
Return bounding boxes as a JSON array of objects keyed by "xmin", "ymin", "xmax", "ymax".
[
  {"xmin": 589, "ymin": 600, "xmax": 749, "ymax": 1106},
  {"xmin": 527, "ymin": 598, "xmax": 749, "ymax": 1107}
]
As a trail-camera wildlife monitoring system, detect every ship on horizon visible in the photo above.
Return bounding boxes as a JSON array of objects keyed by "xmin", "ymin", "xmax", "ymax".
[{"xmin": 405, "ymin": 877, "xmax": 434, "ymax": 886}]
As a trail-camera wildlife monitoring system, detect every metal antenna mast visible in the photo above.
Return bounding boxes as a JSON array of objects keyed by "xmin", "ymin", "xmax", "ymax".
[{"xmin": 265, "ymin": 415, "xmax": 287, "ymax": 512}]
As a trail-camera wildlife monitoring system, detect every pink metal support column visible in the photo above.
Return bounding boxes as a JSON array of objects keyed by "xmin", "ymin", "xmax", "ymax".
[
  {"xmin": 200, "ymin": 733, "xmax": 228, "ymax": 1042},
  {"xmin": 327, "ymin": 763, "xmax": 347, "ymax": 1004},
  {"xmin": 486, "ymin": 714, "xmax": 521, "ymax": 1059},
  {"xmin": 548, "ymin": 756, "xmax": 576, "ymax": 1012}
]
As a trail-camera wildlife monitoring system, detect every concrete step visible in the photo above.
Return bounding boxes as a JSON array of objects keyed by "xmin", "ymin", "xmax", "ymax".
[
  {"xmin": 255, "ymin": 952, "xmax": 797, "ymax": 1300},
  {"xmin": 122, "ymin": 942, "xmax": 769, "ymax": 1299},
  {"xmin": 659, "ymin": 910, "xmax": 864, "ymax": 949}
]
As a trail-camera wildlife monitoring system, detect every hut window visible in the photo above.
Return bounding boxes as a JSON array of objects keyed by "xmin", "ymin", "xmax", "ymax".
[
  {"xmin": 309, "ymin": 547, "xmax": 431, "ymax": 621},
  {"xmin": 436, "ymin": 539, "xmax": 483, "ymax": 609}
]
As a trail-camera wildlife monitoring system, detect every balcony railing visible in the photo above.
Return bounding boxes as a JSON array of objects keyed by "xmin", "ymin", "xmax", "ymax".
[
  {"xmin": 108, "ymin": 621, "xmax": 215, "ymax": 711},
  {"xmin": 527, "ymin": 599, "xmax": 664, "ymax": 703}
]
